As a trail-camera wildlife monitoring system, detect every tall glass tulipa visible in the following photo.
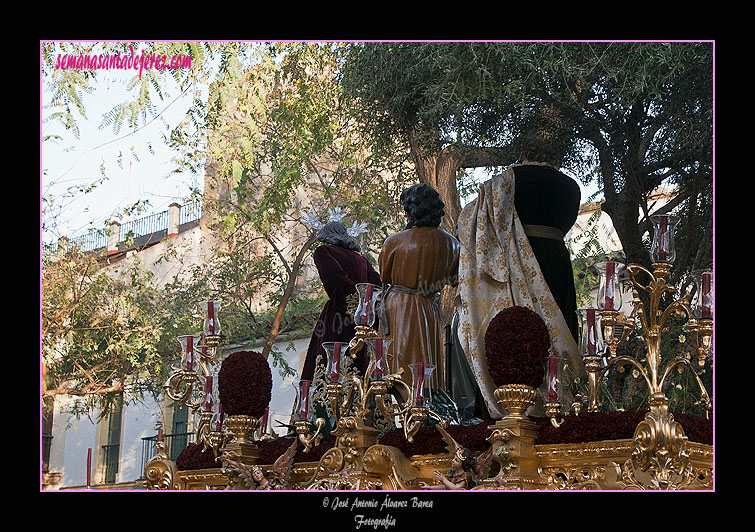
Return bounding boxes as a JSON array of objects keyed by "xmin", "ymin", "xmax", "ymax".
[
  {"xmin": 177, "ymin": 334, "xmax": 201, "ymax": 372},
  {"xmin": 595, "ymin": 261, "xmax": 625, "ymax": 311},
  {"xmin": 354, "ymin": 283, "xmax": 382, "ymax": 327},
  {"xmin": 364, "ymin": 336, "xmax": 392, "ymax": 381},
  {"xmin": 650, "ymin": 214, "xmax": 680, "ymax": 264},
  {"xmin": 199, "ymin": 300, "xmax": 222, "ymax": 337},
  {"xmin": 691, "ymin": 269, "xmax": 714, "ymax": 320},
  {"xmin": 577, "ymin": 307, "xmax": 606, "ymax": 358},
  {"xmin": 409, "ymin": 363, "xmax": 435, "ymax": 408},
  {"xmin": 295, "ymin": 380, "xmax": 315, "ymax": 422},
  {"xmin": 323, "ymin": 341, "xmax": 348, "ymax": 384}
]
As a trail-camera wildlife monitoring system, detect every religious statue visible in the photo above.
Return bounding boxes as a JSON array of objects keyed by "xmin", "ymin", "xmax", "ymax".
[
  {"xmin": 224, "ymin": 439, "xmax": 298, "ymax": 490},
  {"xmin": 299, "ymin": 208, "xmax": 382, "ymax": 404},
  {"xmin": 455, "ymin": 124, "xmax": 584, "ymax": 419},
  {"xmin": 378, "ymin": 184, "xmax": 460, "ymax": 398},
  {"xmin": 418, "ymin": 423, "xmax": 494, "ymax": 490}
]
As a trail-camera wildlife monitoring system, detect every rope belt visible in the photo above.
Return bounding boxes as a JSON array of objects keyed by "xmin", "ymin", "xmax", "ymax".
[
  {"xmin": 522, "ymin": 224, "xmax": 564, "ymax": 241},
  {"xmin": 380, "ymin": 284, "xmax": 440, "ymax": 336}
]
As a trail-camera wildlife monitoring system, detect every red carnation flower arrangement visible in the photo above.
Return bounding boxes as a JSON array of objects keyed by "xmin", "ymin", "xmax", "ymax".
[
  {"xmin": 176, "ymin": 442, "xmax": 219, "ymax": 471},
  {"xmin": 218, "ymin": 350, "xmax": 273, "ymax": 418},
  {"xmin": 484, "ymin": 306, "xmax": 551, "ymax": 388}
]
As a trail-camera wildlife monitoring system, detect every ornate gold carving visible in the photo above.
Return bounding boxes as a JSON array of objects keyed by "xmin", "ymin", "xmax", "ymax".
[
  {"xmin": 143, "ymin": 440, "xmax": 178, "ymax": 490},
  {"xmin": 494, "ymin": 384, "xmax": 539, "ymax": 418}
]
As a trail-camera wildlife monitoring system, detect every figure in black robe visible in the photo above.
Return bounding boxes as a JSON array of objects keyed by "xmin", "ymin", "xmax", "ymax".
[{"xmin": 513, "ymin": 163, "xmax": 581, "ymax": 342}]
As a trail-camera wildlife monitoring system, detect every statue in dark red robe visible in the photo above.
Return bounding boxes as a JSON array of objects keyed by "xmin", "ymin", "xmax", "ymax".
[{"xmin": 301, "ymin": 221, "xmax": 382, "ymax": 383}]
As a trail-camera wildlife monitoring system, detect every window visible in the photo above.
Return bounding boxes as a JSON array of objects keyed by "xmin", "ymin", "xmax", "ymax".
[
  {"xmin": 102, "ymin": 394, "xmax": 123, "ymax": 484},
  {"xmin": 169, "ymin": 403, "xmax": 190, "ymax": 461}
]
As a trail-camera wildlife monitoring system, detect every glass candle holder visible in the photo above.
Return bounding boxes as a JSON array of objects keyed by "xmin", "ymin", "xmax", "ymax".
[
  {"xmin": 259, "ymin": 406, "xmax": 269, "ymax": 439},
  {"xmin": 364, "ymin": 337, "xmax": 392, "ymax": 380},
  {"xmin": 546, "ymin": 353, "xmax": 563, "ymax": 403},
  {"xmin": 650, "ymin": 214, "xmax": 680, "ymax": 264},
  {"xmin": 211, "ymin": 402, "xmax": 224, "ymax": 432},
  {"xmin": 323, "ymin": 341, "xmax": 347, "ymax": 384},
  {"xmin": 691, "ymin": 269, "xmax": 713, "ymax": 320},
  {"xmin": 595, "ymin": 261, "xmax": 624, "ymax": 311},
  {"xmin": 295, "ymin": 380, "xmax": 315, "ymax": 422},
  {"xmin": 199, "ymin": 300, "xmax": 222, "ymax": 337},
  {"xmin": 203, "ymin": 375, "xmax": 214, "ymax": 412},
  {"xmin": 409, "ymin": 363, "xmax": 435, "ymax": 408},
  {"xmin": 177, "ymin": 334, "xmax": 201, "ymax": 372},
  {"xmin": 577, "ymin": 307, "xmax": 605, "ymax": 357},
  {"xmin": 354, "ymin": 283, "xmax": 382, "ymax": 327}
]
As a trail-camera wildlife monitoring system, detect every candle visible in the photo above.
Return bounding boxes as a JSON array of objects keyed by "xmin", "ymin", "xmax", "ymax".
[
  {"xmin": 586, "ymin": 309, "xmax": 596, "ymax": 355},
  {"xmin": 207, "ymin": 301, "xmax": 215, "ymax": 335},
  {"xmin": 299, "ymin": 381, "xmax": 310, "ymax": 420},
  {"xmin": 215, "ymin": 403, "xmax": 224, "ymax": 431},
  {"xmin": 331, "ymin": 342, "xmax": 342, "ymax": 383},
  {"xmin": 260, "ymin": 406, "xmax": 269, "ymax": 437},
  {"xmin": 701, "ymin": 272, "xmax": 712, "ymax": 319},
  {"xmin": 86, "ymin": 448, "xmax": 92, "ymax": 488},
  {"xmin": 157, "ymin": 428, "xmax": 163, "ymax": 442},
  {"xmin": 204, "ymin": 375, "xmax": 214, "ymax": 411},
  {"xmin": 605, "ymin": 261, "xmax": 615, "ymax": 310},
  {"xmin": 375, "ymin": 337, "xmax": 384, "ymax": 377},
  {"xmin": 548, "ymin": 354, "xmax": 558, "ymax": 402},
  {"xmin": 186, "ymin": 335, "xmax": 194, "ymax": 371},
  {"xmin": 415, "ymin": 362, "xmax": 425, "ymax": 404},
  {"xmin": 363, "ymin": 284, "xmax": 373, "ymax": 323}
]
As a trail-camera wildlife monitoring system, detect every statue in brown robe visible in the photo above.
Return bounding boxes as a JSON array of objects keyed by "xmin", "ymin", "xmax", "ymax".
[{"xmin": 378, "ymin": 184, "xmax": 460, "ymax": 398}]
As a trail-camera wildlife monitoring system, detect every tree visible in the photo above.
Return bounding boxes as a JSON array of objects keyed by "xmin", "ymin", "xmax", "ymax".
[
  {"xmin": 180, "ymin": 42, "xmax": 406, "ymax": 362},
  {"xmin": 41, "ymin": 244, "xmax": 195, "ymax": 417},
  {"xmin": 340, "ymin": 42, "xmax": 713, "ymax": 284}
]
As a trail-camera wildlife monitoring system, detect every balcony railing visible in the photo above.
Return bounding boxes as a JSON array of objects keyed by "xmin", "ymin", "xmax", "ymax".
[
  {"xmin": 47, "ymin": 199, "xmax": 202, "ymax": 254},
  {"xmin": 102, "ymin": 443, "xmax": 120, "ymax": 484},
  {"xmin": 139, "ymin": 432, "xmax": 195, "ymax": 478}
]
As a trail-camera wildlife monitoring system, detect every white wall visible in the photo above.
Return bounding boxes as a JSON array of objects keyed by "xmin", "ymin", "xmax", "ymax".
[{"xmin": 46, "ymin": 334, "xmax": 309, "ymax": 489}]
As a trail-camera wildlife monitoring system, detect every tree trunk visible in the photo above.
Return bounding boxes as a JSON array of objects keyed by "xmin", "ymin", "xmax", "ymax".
[
  {"xmin": 407, "ymin": 136, "xmax": 511, "ymax": 332},
  {"xmin": 261, "ymin": 232, "xmax": 319, "ymax": 360}
]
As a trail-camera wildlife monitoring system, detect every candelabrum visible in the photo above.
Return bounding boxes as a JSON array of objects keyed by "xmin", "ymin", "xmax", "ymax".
[
  {"xmin": 543, "ymin": 351, "xmax": 579, "ymax": 429},
  {"xmin": 580, "ymin": 215, "xmax": 713, "ymax": 487},
  {"xmin": 161, "ymin": 301, "xmax": 230, "ymax": 457},
  {"xmin": 163, "ymin": 302, "xmax": 224, "ymax": 409},
  {"xmin": 294, "ymin": 284, "xmax": 444, "ymax": 487}
]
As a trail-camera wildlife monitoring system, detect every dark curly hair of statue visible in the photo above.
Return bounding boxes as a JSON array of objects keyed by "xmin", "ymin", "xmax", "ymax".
[{"xmin": 400, "ymin": 183, "xmax": 445, "ymax": 229}]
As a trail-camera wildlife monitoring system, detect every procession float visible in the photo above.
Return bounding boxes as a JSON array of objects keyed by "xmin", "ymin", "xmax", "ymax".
[{"xmin": 144, "ymin": 214, "xmax": 713, "ymax": 491}]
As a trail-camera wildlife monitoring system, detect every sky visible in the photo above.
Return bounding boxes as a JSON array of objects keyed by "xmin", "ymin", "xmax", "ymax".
[
  {"xmin": 40, "ymin": 43, "xmax": 601, "ymax": 248},
  {"xmin": 41, "ymin": 55, "xmax": 206, "ymax": 247}
]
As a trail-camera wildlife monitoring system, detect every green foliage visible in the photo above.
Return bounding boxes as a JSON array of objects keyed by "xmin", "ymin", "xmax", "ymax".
[{"xmin": 41, "ymin": 245, "xmax": 192, "ymax": 418}]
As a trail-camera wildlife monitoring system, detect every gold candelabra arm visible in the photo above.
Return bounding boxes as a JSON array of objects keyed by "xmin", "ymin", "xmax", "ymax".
[
  {"xmin": 196, "ymin": 411, "xmax": 212, "ymax": 450},
  {"xmin": 687, "ymin": 318, "xmax": 713, "ymax": 371},
  {"xmin": 585, "ymin": 355, "xmax": 652, "ymax": 412},
  {"xmin": 402, "ymin": 407, "xmax": 428, "ymax": 443},
  {"xmin": 627, "ymin": 263, "xmax": 679, "ymax": 330},
  {"xmin": 599, "ymin": 310, "xmax": 636, "ymax": 357},
  {"xmin": 296, "ymin": 418, "xmax": 326, "ymax": 453},
  {"xmin": 545, "ymin": 402, "xmax": 565, "ymax": 428},
  {"xmin": 657, "ymin": 296, "xmax": 692, "ymax": 333},
  {"xmin": 658, "ymin": 355, "xmax": 713, "ymax": 418},
  {"xmin": 348, "ymin": 325, "xmax": 378, "ymax": 360},
  {"xmin": 162, "ymin": 370, "xmax": 202, "ymax": 409},
  {"xmin": 327, "ymin": 382, "xmax": 343, "ymax": 424}
]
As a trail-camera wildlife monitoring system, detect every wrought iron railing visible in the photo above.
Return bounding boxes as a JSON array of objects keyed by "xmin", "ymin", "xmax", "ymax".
[
  {"xmin": 139, "ymin": 432, "xmax": 195, "ymax": 478},
  {"xmin": 180, "ymin": 200, "xmax": 202, "ymax": 226},
  {"xmin": 47, "ymin": 199, "xmax": 202, "ymax": 254},
  {"xmin": 119, "ymin": 210, "xmax": 169, "ymax": 243},
  {"xmin": 102, "ymin": 443, "xmax": 120, "ymax": 484}
]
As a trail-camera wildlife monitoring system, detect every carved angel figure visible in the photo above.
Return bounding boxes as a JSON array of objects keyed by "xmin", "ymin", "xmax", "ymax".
[
  {"xmin": 419, "ymin": 424, "xmax": 494, "ymax": 490},
  {"xmin": 225, "ymin": 440, "xmax": 299, "ymax": 490}
]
